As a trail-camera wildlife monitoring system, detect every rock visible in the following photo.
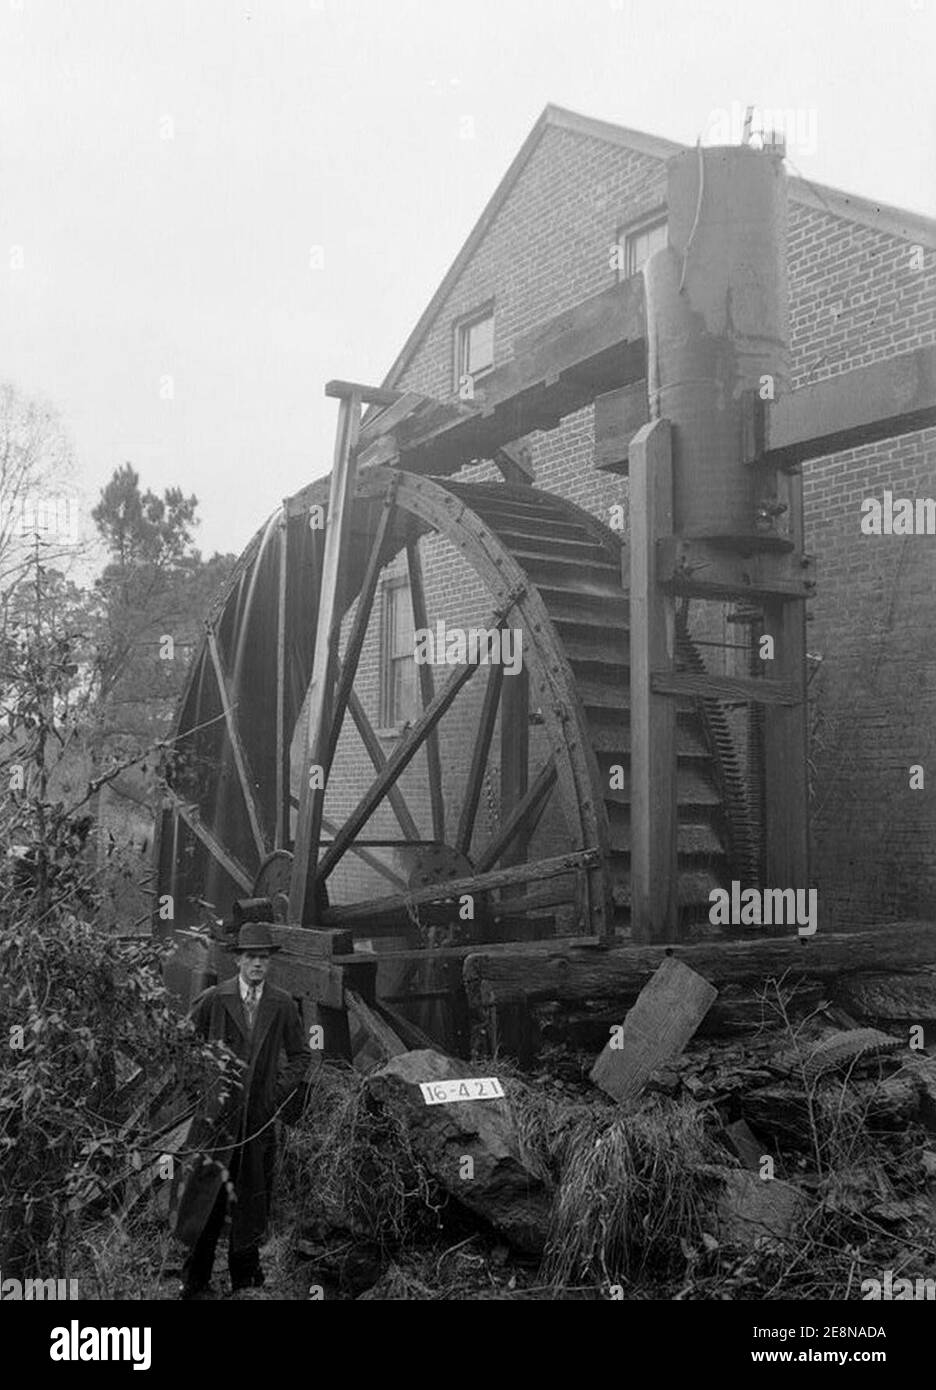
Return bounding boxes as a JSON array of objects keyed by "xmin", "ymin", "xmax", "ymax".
[
  {"xmin": 833, "ymin": 973, "xmax": 936, "ymax": 1025},
  {"xmin": 365, "ymin": 1049, "xmax": 552, "ymax": 1254},
  {"xmin": 722, "ymin": 1119, "xmax": 767, "ymax": 1172},
  {"xmin": 716, "ymin": 1169, "xmax": 807, "ymax": 1246}
]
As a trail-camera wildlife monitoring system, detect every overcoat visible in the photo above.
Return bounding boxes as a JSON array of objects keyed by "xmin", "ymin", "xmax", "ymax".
[{"xmin": 171, "ymin": 977, "xmax": 308, "ymax": 1252}]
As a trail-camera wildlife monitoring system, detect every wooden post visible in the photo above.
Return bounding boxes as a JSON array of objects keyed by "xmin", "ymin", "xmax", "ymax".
[
  {"xmin": 289, "ymin": 392, "xmax": 362, "ymax": 925},
  {"xmin": 629, "ymin": 419, "xmax": 679, "ymax": 942},
  {"xmin": 499, "ymin": 665, "xmax": 529, "ymax": 897},
  {"xmin": 762, "ymin": 468, "xmax": 809, "ymax": 914}
]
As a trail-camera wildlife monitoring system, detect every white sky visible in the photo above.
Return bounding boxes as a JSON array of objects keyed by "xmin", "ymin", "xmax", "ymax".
[{"xmin": 2, "ymin": 0, "xmax": 934, "ymax": 559}]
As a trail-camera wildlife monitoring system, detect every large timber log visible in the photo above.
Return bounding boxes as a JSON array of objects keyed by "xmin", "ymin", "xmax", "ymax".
[{"xmin": 462, "ymin": 922, "xmax": 936, "ymax": 1008}]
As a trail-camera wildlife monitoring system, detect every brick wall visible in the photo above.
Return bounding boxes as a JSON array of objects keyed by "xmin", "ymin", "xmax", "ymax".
[{"xmin": 324, "ymin": 122, "xmax": 936, "ymax": 926}]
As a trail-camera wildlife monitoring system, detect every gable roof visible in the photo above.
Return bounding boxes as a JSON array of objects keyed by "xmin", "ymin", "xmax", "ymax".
[{"xmin": 379, "ymin": 103, "xmax": 936, "ymax": 394}]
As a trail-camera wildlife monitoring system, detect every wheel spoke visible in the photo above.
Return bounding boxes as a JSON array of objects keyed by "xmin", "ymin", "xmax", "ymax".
[
  {"xmin": 318, "ymin": 653, "xmax": 484, "ymax": 881},
  {"xmin": 455, "ymin": 661, "xmax": 503, "ymax": 856},
  {"xmin": 475, "ymin": 757, "xmax": 557, "ymax": 874},
  {"xmin": 206, "ymin": 627, "xmax": 269, "ymax": 860},
  {"xmin": 406, "ymin": 538, "xmax": 444, "ymax": 841},
  {"xmin": 167, "ymin": 790, "xmax": 253, "ymax": 893},
  {"xmin": 326, "ymin": 482, "xmax": 397, "ymax": 771},
  {"xmin": 345, "ymin": 689, "xmax": 420, "ymax": 840}
]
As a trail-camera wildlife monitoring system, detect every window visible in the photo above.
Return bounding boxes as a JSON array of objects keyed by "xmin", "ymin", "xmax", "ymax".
[
  {"xmin": 456, "ymin": 307, "xmax": 495, "ymax": 393},
  {"xmin": 617, "ymin": 216, "xmax": 667, "ymax": 280},
  {"xmin": 380, "ymin": 578, "xmax": 418, "ymax": 729}
]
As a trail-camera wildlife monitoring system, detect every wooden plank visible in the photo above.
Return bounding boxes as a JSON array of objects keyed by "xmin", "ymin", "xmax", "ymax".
[
  {"xmin": 357, "ymin": 391, "xmax": 428, "ymax": 445},
  {"xmin": 406, "ymin": 539, "xmax": 445, "ymax": 842},
  {"xmin": 651, "ymin": 670, "xmax": 799, "ymax": 706},
  {"xmin": 325, "ymin": 379, "xmax": 403, "ymax": 406},
  {"xmin": 345, "ymin": 987, "xmax": 408, "ymax": 1058},
  {"xmin": 318, "ymin": 652, "xmax": 483, "ymax": 880},
  {"xmin": 345, "ymin": 691, "xmax": 421, "ymax": 841},
  {"xmin": 589, "ymin": 957, "xmax": 718, "ymax": 1103},
  {"xmin": 765, "ymin": 345, "xmax": 936, "ymax": 466},
  {"xmin": 206, "ymin": 628, "xmax": 268, "ymax": 860},
  {"xmin": 594, "ymin": 380, "xmax": 650, "ymax": 473},
  {"xmin": 454, "ymin": 662, "xmax": 503, "ymax": 856},
  {"xmin": 629, "ymin": 419, "xmax": 679, "ymax": 942},
  {"xmin": 656, "ymin": 536, "xmax": 817, "ymax": 602},
  {"xmin": 462, "ymin": 921, "xmax": 936, "ymax": 1008},
  {"xmin": 290, "ymin": 392, "xmax": 362, "ymax": 924},
  {"xmin": 270, "ymin": 925, "xmax": 355, "ymax": 957},
  {"xmin": 323, "ymin": 848, "xmax": 599, "ymax": 928},
  {"xmin": 267, "ymin": 953, "xmax": 345, "ymax": 1008},
  {"xmin": 476, "ymin": 755, "xmax": 555, "ymax": 875}
]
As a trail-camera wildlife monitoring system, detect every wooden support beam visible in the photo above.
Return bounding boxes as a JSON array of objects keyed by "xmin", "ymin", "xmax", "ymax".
[
  {"xmin": 345, "ymin": 691, "xmax": 421, "ymax": 841},
  {"xmin": 346, "ymin": 987, "xmax": 408, "ymax": 1058},
  {"xmin": 359, "ymin": 279, "xmax": 647, "ymax": 476},
  {"xmin": 325, "ymin": 380, "xmax": 403, "ymax": 406},
  {"xmin": 493, "ymin": 442, "xmax": 535, "ymax": 485},
  {"xmin": 322, "ymin": 847, "xmax": 599, "ymax": 928},
  {"xmin": 462, "ymin": 921, "xmax": 936, "ymax": 1008},
  {"xmin": 656, "ymin": 536, "xmax": 817, "ymax": 602},
  {"xmin": 318, "ymin": 654, "xmax": 484, "ymax": 880},
  {"xmin": 497, "ymin": 665, "xmax": 529, "ymax": 888},
  {"xmin": 765, "ymin": 344, "xmax": 936, "ymax": 467},
  {"xmin": 406, "ymin": 539, "xmax": 445, "ymax": 842},
  {"xmin": 762, "ymin": 468, "xmax": 810, "ymax": 907},
  {"xmin": 476, "ymin": 755, "xmax": 556, "ymax": 875},
  {"xmin": 651, "ymin": 670, "xmax": 799, "ymax": 706},
  {"xmin": 629, "ymin": 419, "xmax": 679, "ymax": 943},
  {"xmin": 289, "ymin": 392, "xmax": 362, "ymax": 925},
  {"xmin": 206, "ymin": 628, "xmax": 268, "ymax": 860},
  {"xmin": 454, "ymin": 662, "xmax": 503, "ymax": 856}
]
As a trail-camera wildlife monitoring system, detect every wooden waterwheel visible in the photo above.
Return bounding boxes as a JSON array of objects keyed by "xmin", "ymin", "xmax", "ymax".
[{"xmin": 155, "ymin": 460, "xmax": 735, "ymax": 966}]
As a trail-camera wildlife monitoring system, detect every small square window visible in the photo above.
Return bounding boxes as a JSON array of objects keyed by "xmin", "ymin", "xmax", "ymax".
[
  {"xmin": 617, "ymin": 218, "xmax": 667, "ymax": 280},
  {"xmin": 456, "ymin": 308, "xmax": 495, "ymax": 391},
  {"xmin": 380, "ymin": 578, "xmax": 418, "ymax": 729}
]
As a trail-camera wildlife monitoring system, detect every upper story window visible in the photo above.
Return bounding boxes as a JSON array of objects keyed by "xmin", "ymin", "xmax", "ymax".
[
  {"xmin": 455, "ymin": 306, "xmax": 495, "ymax": 397},
  {"xmin": 616, "ymin": 216, "xmax": 667, "ymax": 280},
  {"xmin": 380, "ymin": 576, "xmax": 418, "ymax": 730}
]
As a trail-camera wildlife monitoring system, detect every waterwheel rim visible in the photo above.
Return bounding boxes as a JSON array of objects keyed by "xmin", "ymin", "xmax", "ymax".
[{"xmin": 156, "ymin": 467, "xmax": 729, "ymax": 945}]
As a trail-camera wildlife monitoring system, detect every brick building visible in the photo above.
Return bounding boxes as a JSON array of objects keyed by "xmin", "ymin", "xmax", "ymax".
[
  {"xmin": 162, "ymin": 104, "xmax": 936, "ymax": 949},
  {"xmin": 321, "ymin": 105, "xmax": 936, "ymax": 932}
]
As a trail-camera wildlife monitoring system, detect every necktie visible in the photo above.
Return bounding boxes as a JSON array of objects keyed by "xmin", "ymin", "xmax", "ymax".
[{"xmin": 245, "ymin": 985, "xmax": 260, "ymax": 1031}]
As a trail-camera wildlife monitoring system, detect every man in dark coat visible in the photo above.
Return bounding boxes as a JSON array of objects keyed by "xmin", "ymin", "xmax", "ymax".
[{"xmin": 171, "ymin": 922, "xmax": 308, "ymax": 1298}]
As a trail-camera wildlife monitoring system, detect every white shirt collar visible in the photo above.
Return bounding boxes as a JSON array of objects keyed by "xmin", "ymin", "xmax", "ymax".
[{"xmin": 239, "ymin": 976, "xmax": 264, "ymax": 1003}]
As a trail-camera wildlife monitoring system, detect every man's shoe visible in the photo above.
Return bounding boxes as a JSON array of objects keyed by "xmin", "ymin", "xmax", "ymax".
[
  {"xmin": 230, "ymin": 1268, "xmax": 265, "ymax": 1293},
  {"xmin": 178, "ymin": 1282, "xmax": 215, "ymax": 1300}
]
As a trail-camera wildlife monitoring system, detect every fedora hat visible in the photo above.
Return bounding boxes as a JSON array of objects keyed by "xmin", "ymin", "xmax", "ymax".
[{"xmin": 228, "ymin": 921, "xmax": 281, "ymax": 954}]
